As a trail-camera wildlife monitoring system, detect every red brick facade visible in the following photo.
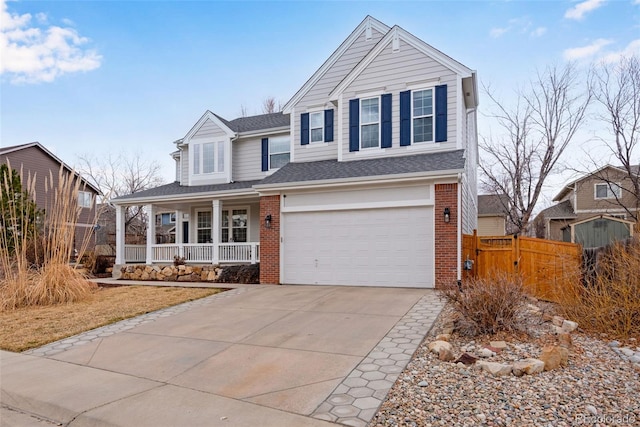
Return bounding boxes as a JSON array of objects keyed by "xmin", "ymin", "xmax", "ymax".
[
  {"xmin": 259, "ymin": 195, "xmax": 281, "ymax": 284},
  {"xmin": 434, "ymin": 183, "xmax": 458, "ymax": 288}
]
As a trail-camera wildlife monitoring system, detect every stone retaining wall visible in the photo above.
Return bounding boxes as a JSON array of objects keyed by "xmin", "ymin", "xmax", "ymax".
[{"xmin": 119, "ymin": 264, "xmax": 223, "ymax": 282}]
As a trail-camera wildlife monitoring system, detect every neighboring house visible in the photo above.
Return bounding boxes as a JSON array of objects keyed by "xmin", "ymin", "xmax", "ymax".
[
  {"xmin": 111, "ymin": 16, "xmax": 479, "ymax": 288},
  {"xmin": 535, "ymin": 165, "xmax": 639, "ymax": 248},
  {"xmin": 0, "ymin": 142, "xmax": 101, "ymax": 252},
  {"xmin": 477, "ymin": 194, "xmax": 509, "ymax": 236}
]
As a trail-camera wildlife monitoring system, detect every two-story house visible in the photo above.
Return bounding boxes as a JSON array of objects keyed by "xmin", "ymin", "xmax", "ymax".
[
  {"xmin": 0, "ymin": 142, "xmax": 101, "ymax": 252},
  {"xmin": 535, "ymin": 165, "xmax": 638, "ymax": 248},
  {"xmin": 112, "ymin": 16, "xmax": 479, "ymax": 288}
]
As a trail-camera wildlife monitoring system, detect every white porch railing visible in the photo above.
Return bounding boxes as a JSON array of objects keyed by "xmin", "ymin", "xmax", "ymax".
[
  {"xmin": 124, "ymin": 243, "xmax": 260, "ymax": 264},
  {"xmin": 124, "ymin": 245, "xmax": 146, "ymax": 263}
]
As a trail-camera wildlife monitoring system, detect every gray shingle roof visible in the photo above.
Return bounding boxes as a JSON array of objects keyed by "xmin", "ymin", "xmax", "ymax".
[
  {"xmin": 539, "ymin": 199, "xmax": 576, "ymax": 219},
  {"xmin": 258, "ymin": 150, "xmax": 465, "ymax": 186},
  {"xmin": 214, "ymin": 112, "xmax": 290, "ymax": 133},
  {"xmin": 478, "ymin": 194, "xmax": 509, "ymax": 216},
  {"xmin": 112, "ymin": 180, "xmax": 262, "ymax": 202}
]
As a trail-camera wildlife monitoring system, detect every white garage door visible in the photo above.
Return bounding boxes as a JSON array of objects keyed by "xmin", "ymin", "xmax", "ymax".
[{"xmin": 282, "ymin": 206, "xmax": 434, "ymax": 288}]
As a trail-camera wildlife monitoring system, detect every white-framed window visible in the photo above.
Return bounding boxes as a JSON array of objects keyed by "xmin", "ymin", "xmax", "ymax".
[
  {"xmin": 310, "ymin": 112, "xmax": 324, "ymax": 143},
  {"xmin": 78, "ymin": 191, "xmax": 92, "ymax": 208},
  {"xmin": 221, "ymin": 208, "xmax": 248, "ymax": 243},
  {"xmin": 193, "ymin": 141, "xmax": 225, "ymax": 175},
  {"xmin": 157, "ymin": 212, "xmax": 176, "ymax": 225},
  {"xmin": 360, "ymin": 97, "xmax": 380, "ymax": 149},
  {"xmin": 196, "ymin": 211, "xmax": 212, "ymax": 243},
  {"xmin": 594, "ymin": 182, "xmax": 622, "ymax": 199},
  {"xmin": 412, "ymin": 88, "xmax": 434, "ymax": 143},
  {"xmin": 269, "ymin": 136, "xmax": 290, "ymax": 170}
]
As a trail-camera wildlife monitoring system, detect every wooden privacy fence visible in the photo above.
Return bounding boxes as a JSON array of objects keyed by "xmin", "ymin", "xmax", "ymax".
[{"xmin": 462, "ymin": 231, "xmax": 582, "ymax": 302}]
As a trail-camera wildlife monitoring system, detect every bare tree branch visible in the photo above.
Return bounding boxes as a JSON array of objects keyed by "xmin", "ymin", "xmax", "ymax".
[
  {"xmin": 590, "ymin": 54, "xmax": 640, "ymax": 223},
  {"xmin": 480, "ymin": 63, "xmax": 591, "ymax": 234},
  {"xmin": 75, "ymin": 153, "xmax": 164, "ymax": 235}
]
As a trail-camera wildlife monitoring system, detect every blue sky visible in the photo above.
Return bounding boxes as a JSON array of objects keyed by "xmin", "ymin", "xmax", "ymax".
[{"xmin": 2, "ymin": 0, "xmax": 639, "ymax": 204}]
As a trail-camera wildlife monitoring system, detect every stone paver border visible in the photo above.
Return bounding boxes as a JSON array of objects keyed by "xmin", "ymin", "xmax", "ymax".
[
  {"xmin": 24, "ymin": 287, "xmax": 255, "ymax": 357},
  {"xmin": 311, "ymin": 291, "xmax": 445, "ymax": 427}
]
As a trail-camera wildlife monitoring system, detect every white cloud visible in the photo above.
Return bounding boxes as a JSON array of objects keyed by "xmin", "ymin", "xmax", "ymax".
[
  {"xmin": 490, "ymin": 27, "xmax": 509, "ymax": 38},
  {"xmin": 530, "ymin": 27, "xmax": 547, "ymax": 38},
  {"xmin": 601, "ymin": 39, "xmax": 640, "ymax": 63},
  {"xmin": 0, "ymin": 0, "xmax": 102, "ymax": 84},
  {"xmin": 564, "ymin": 0, "xmax": 606, "ymax": 21},
  {"xmin": 563, "ymin": 38, "xmax": 613, "ymax": 60},
  {"xmin": 489, "ymin": 17, "xmax": 535, "ymax": 38}
]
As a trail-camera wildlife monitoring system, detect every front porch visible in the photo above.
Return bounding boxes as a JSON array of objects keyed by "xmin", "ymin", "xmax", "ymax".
[{"xmin": 124, "ymin": 242, "xmax": 260, "ymax": 264}]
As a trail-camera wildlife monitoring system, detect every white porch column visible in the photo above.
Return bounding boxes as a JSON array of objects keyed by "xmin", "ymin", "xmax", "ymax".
[
  {"xmin": 175, "ymin": 209, "xmax": 183, "ymax": 245},
  {"xmin": 146, "ymin": 204, "xmax": 156, "ymax": 264},
  {"xmin": 115, "ymin": 204, "xmax": 125, "ymax": 265},
  {"xmin": 212, "ymin": 200, "xmax": 221, "ymax": 264}
]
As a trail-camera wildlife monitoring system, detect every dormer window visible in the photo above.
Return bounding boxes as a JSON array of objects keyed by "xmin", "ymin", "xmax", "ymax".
[{"xmin": 193, "ymin": 141, "xmax": 224, "ymax": 175}]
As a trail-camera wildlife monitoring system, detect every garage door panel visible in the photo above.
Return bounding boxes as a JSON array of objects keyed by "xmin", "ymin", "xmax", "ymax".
[{"xmin": 282, "ymin": 206, "xmax": 434, "ymax": 288}]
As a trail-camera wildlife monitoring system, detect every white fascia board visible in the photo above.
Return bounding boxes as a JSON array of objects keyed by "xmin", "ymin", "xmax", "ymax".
[
  {"xmin": 183, "ymin": 110, "xmax": 236, "ymax": 142},
  {"xmin": 329, "ymin": 26, "xmax": 473, "ymax": 101},
  {"xmin": 282, "ymin": 15, "xmax": 390, "ymax": 113},
  {"xmin": 253, "ymin": 169, "xmax": 463, "ymax": 194},
  {"xmin": 111, "ymin": 188, "xmax": 258, "ymax": 206}
]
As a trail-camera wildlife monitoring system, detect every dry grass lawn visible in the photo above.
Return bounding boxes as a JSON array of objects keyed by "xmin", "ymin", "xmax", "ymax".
[{"xmin": 0, "ymin": 285, "xmax": 222, "ymax": 352}]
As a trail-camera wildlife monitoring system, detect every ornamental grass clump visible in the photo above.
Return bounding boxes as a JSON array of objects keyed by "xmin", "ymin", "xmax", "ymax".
[
  {"xmin": 0, "ymin": 163, "xmax": 97, "ymax": 310},
  {"xmin": 558, "ymin": 237, "xmax": 640, "ymax": 339},
  {"xmin": 439, "ymin": 272, "xmax": 527, "ymax": 336}
]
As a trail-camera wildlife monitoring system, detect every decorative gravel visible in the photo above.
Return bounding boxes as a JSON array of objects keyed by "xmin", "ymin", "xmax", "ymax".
[{"xmin": 369, "ymin": 303, "xmax": 640, "ymax": 427}]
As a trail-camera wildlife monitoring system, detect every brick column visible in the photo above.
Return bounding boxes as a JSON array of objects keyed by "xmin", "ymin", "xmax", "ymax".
[
  {"xmin": 259, "ymin": 195, "xmax": 280, "ymax": 284},
  {"xmin": 434, "ymin": 183, "xmax": 458, "ymax": 288}
]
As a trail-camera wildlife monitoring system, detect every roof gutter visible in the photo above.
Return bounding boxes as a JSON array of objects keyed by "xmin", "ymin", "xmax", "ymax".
[
  {"xmin": 253, "ymin": 168, "xmax": 463, "ymax": 193},
  {"xmin": 111, "ymin": 187, "xmax": 258, "ymax": 206}
]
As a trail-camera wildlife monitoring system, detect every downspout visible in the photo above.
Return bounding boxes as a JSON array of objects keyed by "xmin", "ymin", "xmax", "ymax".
[{"xmin": 457, "ymin": 172, "xmax": 462, "ymax": 283}]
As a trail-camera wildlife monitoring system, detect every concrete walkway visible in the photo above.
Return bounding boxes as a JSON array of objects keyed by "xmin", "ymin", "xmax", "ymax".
[{"xmin": 1, "ymin": 285, "xmax": 444, "ymax": 427}]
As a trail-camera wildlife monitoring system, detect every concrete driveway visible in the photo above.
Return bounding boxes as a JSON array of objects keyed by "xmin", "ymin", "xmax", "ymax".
[{"xmin": 1, "ymin": 285, "xmax": 444, "ymax": 427}]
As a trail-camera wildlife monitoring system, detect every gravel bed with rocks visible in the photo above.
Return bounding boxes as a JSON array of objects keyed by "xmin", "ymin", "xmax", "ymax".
[{"xmin": 369, "ymin": 301, "xmax": 640, "ymax": 427}]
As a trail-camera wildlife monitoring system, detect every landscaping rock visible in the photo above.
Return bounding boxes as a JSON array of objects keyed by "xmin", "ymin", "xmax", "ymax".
[
  {"xmin": 417, "ymin": 381, "xmax": 428, "ymax": 387},
  {"xmin": 477, "ymin": 348, "xmax": 495, "ymax": 358},
  {"xmin": 558, "ymin": 333, "xmax": 573, "ymax": 349},
  {"xmin": 454, "ymin": 353, "xmax": 478, "ymax": 365},
  {"xmin": 489, "ymin": 341, "xmax": 507, "ymax": 350},
  {"xmin": 512, "ymin": 358, "xmax": 545, "ymax": 377},
  {"xmin": 540, "ymin": 345, "xmax": 569, "ymax": 371},
  {"xmin": 428, "ymin": 340, "xmax": 452, "ymax": 355},
  {"xmin": 438, "ymin": 348, "xmax": 456, "ymax": 362},
  {"xmin": 552, "ymin": 316, "xmax": 565, "ymax": 327},
  {"xmin": 561, "ymin": 320, "xmax": 578, "ymax": 333},
  {"xmin": 476, "ymin": 361, "xmax": 512, "ymax": 376},
  {"xmin": 436, "ymin": 334, "xmax": 451, "ymax": 342}
]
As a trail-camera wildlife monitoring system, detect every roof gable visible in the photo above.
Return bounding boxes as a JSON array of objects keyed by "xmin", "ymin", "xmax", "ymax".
[
  {"xmin": 183, "ymin": 110, "xmax": 236, "ymax": 142},
  {"xmin": 282, "ymin": 16, "xmax": 390, "ymax": 113},
  {"xmin": 0, "ymin": 142, "xmax": 101, "ymax": 194},
  {"xmin": 329, "ymin": 25, "xmax": 475, "ymax": 101},
  {"xmin": 553, "ymin": 164, "xmax": 638, "ymax": 201}
]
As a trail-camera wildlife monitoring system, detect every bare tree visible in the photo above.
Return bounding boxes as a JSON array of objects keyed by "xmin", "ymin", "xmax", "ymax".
[
  {"xmin": 76, "ymin": 153, "xmax": 164, "ymax": 235},
  {"xmin": 261, "ymin": 97, "xmax": 281, "ymax": 114},
  {"xmin": 239, "ymin": 104, "xmax": 248, "ymax": 117},
  {"xmin": 590, "ymin": 55, "xmax": 640, "ymax": 223},
  {"xmin": 480, "ymin": 63, "xmax": 591, "ymax": 234}
]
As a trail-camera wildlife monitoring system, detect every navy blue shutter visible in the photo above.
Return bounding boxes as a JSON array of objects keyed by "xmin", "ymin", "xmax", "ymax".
[
  {"xmin": 324, "ymin": 109, "xmax": 334, "ymax": 142},
  {"xmin": 261, "ymin": 138, "xmax": 269, "ymax": 171},
  {"xmin": 435, "ymin": 84, "xmax": 447, "ymax": 142},
  {"xmin": 349, "ymin": 99, "xmax": 359, "ymax": 152},
  {"xmin": 301, "ymin": 113, "xmax": 309, "ymax": 145},
  {"xmin": 400, "ymin": 90, "xmax": 411, "ymax": 146},
  {"xmin": 381, "ymin": 93, "xmax": 392, "ymax": 148}
]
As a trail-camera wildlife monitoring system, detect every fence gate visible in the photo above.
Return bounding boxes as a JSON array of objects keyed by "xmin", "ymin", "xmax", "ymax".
[{"xmin": 462, "ymin": 231, "xmax": 581, "ymax": 302}]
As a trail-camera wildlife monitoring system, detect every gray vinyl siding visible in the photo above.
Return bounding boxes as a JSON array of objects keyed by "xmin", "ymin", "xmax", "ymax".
[
  {"xmin": 180, "ymin": 146, "xmax": 189, "ymax": 184},
  {"xmin": 293, "ymin": 28, "xmax": 385, "ymax": 163},
  {"xmin": 232, "ymin": 137, "xmax": 265, "ymax": 182},
  {"xmin": 340, "ymin": 40, "xmax": 458, "ymax": 160},
  {"xmin": 191, "ymin": 118, "xmax": 229, "ymax": 140}
]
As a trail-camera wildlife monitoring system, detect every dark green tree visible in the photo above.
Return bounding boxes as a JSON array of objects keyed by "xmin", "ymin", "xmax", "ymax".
[{"xmin": 0, "ymin": 164, "xmax": 41, "ymax": 254}]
